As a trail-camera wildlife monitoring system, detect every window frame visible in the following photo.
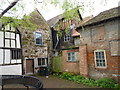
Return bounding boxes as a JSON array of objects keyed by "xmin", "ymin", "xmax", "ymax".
[
  {"xmin": 35, "ymin": 32, "xmax": 43, "ymax": 46},
  {"xmin": 94, "ymin": 50, "xmax": 107, "ymax": 68},
  {"xmin": 11, "ymin": 49, "xmax": 22, "ymax": 60},
  {"xmin": 67, "ymin": 52, "xmax": 76, "ymax": 62},
  {"xmin": 64, "ymin": 34, "xmax": 70, "ymax": 42},
  {"xmin": 38, "ymin": 58, "xmax": 48, "ymax": 67}
]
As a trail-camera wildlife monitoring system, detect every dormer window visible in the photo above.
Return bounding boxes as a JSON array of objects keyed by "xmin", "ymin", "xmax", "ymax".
[{"xmin": 35, "ymin": 32, "xmax": 43, "ymax": 45}]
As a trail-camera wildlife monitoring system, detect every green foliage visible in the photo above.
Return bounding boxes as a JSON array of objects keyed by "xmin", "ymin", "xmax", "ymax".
[
  {"xmin": 0, "ymin": 16, "xmax": 38, "ymax": 31},
  {"xmin": 53, "ymin": 72, "xmax": 120, "ymax": 89},
  {"xmin": 52, "ymin": 56, "xmax": 62, "ymax": 73},
  {"xmin": 95, "ymin": 78, "xmax": 116, "ymax": 88}
]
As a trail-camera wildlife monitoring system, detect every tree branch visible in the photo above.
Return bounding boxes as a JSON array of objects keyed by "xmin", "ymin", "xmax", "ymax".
[{"xmin": 0, "ymin": 0, "xmax": 20, "ymax": 18}]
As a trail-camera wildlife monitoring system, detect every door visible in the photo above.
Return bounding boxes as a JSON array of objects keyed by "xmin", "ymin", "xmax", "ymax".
[{"xmin": 26, "ymin": 59, "xmax": 34, "ymax": 74}]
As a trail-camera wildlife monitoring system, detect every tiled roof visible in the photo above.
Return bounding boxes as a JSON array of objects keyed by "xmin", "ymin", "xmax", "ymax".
[
  {"xmin": 29, "ymin": 9, "xmax": 50, "ymax": 30},
  {"xmin": 83, "ymin": 6, "xmax": 120, "ymax": 26},
  {"xmin": 47, "ymin": 14, "xmax": 63, "ymax": 27},
  {"xmin": 72, "ymin": 15, "xmax": 93, "ymax": 37}
]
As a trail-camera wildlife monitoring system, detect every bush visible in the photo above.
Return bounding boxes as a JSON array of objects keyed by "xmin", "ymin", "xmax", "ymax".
[
  {"xmin": 53, "ymin": 72, "xmax": 120, "ymax": 89},
  {"xmin": 95, "ymin": 78, "xmax": 116, "ymax": 88}
]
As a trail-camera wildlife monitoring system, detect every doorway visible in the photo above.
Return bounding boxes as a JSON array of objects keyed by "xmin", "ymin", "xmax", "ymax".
[{"xmin": 26, "ymin": 59, "xmax": 34, "ymax": 74}]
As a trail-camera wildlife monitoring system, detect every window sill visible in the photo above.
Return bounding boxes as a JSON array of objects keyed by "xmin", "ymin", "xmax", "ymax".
[
  {"xmin": 95, "ymin": 66, "xmax": 107, "ymax": 69},
  {"xmin": 38, "ymin": 65, "xmax": 47, "ymax": 67},
  {"xmin": 66, "ymin": 61, "xmax": 79, "ymax": 63},
  {"xmin": 35, "ymin": 45, "xmax": 46, "ymax": 47}
]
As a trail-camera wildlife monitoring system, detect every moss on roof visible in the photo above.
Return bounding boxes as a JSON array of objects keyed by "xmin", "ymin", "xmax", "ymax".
[
  {"xmin": 83, "ymin": 6, "xmax": 120, "ymax": 26},
  {"xmin": 29, "ymin": 9, "xmax": 50, "ymax": 30}
]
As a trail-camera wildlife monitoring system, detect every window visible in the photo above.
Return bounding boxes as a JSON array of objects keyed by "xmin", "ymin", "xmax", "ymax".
[
  {"xmin": 64, "ymin": 34, "xmax": 70, "ymax": 42},
  {"xmin": 67, "ymin": 52, "xmax": 76, "ymax": 61},
  {"xmin": 11, "ymin": 49, "xmax": 21, "ymax": 59},
  {"xmin": 94, "ymin": 50, "xmax": 107, "ymax": 68},
  {"xmin": 38, "ymin": 58, "xmax": 48, "ymax": 66},
  {"xmin": 35, "ymin": 32, "xmax": 42, "ymax": 45}
]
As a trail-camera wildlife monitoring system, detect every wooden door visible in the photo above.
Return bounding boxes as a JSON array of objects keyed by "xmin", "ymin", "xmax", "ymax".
[{"xmin": 26, "ymin": 59, "xmax": 34, "ymax": 74}]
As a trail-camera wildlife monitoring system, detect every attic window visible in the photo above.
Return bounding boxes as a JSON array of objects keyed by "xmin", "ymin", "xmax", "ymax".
[
  {"xmin": 35, "ymin": 32, "xmax": 43, "ymax": 46},
  {"xmin": 64, "ymin": 34, "xmax": 70, "ymax": 42}
]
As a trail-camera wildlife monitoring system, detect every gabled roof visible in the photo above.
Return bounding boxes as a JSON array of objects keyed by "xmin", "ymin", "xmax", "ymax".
[
  {"xmin": 72, "ymin": 15, "xmax": 93, "ymax": 37},
  {"xmin": 29, "ymin": 9, "xmax": 50, "ymax": 30},
  {"xmin": 83, "ymin": 6, "xmax": 120, "ymax": 26},
  {"xmin": 47, "ymin": 14, "xmax": 63, "ymax": 27}
]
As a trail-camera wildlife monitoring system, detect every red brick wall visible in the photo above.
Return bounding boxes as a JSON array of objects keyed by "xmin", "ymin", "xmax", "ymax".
[
  {"xmin": 62, "ymin": 49, "xmax": 80, "ymax": 74},
  {"xmin": 79, "ymin": 20, "xmax": 120, "ymax": 83},
  {"xmin": 79, "ymin": 45, "xmax": 88, "ymax": 76}
]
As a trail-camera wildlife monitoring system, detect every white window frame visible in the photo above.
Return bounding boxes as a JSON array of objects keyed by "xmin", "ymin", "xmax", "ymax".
[
  {"xmin": 67, "ymin": 52, "xmax": 76, "ymax": 61},
  {"xmin": 64, "ymin": 34, "xmax": 70, "ymax": 42},
  {"xmin": 94, "ymin": 50, "xmax": 107, "ymax": 68},
  {"xmin": 38, "ymin": 58, "xmax": 47, "ymax": 67},
  {"xmin": 35, "ymin": 32, "xmax": 43, "ymax": 46}
]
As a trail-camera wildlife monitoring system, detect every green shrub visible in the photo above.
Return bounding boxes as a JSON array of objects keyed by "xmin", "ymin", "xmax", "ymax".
[
  {"xmin": 61, "ymin": 72, "xmax": 74, "ymax": 80},
  {"xmin": 114, "ymin": 84, "xmax": 120, "ymax": 90},
  {"xmin": 95, "ymin": 78, "xmax": 116, "ymax": 88},
  {"xmin": 53, "ymin": 72, "xmax": 120, "ymax": 89}
]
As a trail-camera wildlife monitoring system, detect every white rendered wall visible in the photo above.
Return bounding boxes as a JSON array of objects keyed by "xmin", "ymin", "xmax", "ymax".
[
  {"xmin": 0, "ymin": 31, "xmax": 4, "ymax": 47},
  {"xmin": 16, "ymin": 34, "xmax": 21, "ymax": 48},
  {"xmin": 0, "ymin": 49, "xmax": 3, "ymax": 64},
  {"xmin": 0, "ymin": 64, "xmax": 22, "ymax": 75},
  {"xmin": 5, "ymin": 50, "xmax": 10, "ymax": 64}
]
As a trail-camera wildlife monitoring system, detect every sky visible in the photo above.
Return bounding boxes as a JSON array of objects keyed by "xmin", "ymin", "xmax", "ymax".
[
  {"xmin": 0, "ymin": 0, "xmax": 120, "ymax": 20},
  {"xmin": 36, "ymin": 0, "xmax": 120, "ymax": 20}
]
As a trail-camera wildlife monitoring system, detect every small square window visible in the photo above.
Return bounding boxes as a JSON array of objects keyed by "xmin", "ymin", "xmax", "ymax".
[
  {"xmin": 67, "ymin": 52, "xmax": 76, "ymax": 61},
  {"xmin": 64, "ymin": 34, "xmax": 70, "ymax": 42},
  {"xmin": 38, "ymin": 58, "xmax": 48, "ymax": 66},
  {"xmin": 94, "ymin": 50, "xmax": 107, "ymax": 68}
]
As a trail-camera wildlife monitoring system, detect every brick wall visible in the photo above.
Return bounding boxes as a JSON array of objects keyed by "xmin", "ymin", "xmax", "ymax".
[
  {"xmin": 62, "ymin": 49, "xmax": 80, "ymax": 74},
  {"xmin": 79, "ymin": 19, "xmax": 120, "ymax": 83},
  {"xmin": 79, "ymin": 45, "xmax": 88, "ymax": 77}
]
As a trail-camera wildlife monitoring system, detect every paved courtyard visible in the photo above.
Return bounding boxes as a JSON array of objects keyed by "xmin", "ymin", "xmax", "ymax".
[{"xmin": 38, "ymin": 75, "xmax": 93, "ymax": 88}]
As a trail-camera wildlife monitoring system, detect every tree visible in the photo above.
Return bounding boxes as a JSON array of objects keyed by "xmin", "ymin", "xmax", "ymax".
[
  {"xmin": 0, "ymin": 0, "xmax": 19, "ymax": 18},
  {"xmin": 0, "ymin": 0, "xmax": 108, "ymax": 30}
]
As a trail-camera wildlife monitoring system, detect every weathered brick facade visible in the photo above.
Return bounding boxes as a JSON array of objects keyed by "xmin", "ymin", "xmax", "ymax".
[
  {"xmin": 62, "ymin": 49, "xmax": 80, "ymax": 74},
  {"xmin": 62, "ymin": 7, "xmax": 120, "ymax": 83},
  {"xmin": 77, "ymin": 7, "xmax": 120, "ymax": 83}
]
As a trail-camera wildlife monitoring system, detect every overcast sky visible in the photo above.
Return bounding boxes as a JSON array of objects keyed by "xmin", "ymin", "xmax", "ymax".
[
  {"xmin": 1, "ymin": 0, "xmax": 120, "ymax": 20},
  {"xmin": 36, "ymin": 0, "xmax": 120, "ymax": 20}
]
